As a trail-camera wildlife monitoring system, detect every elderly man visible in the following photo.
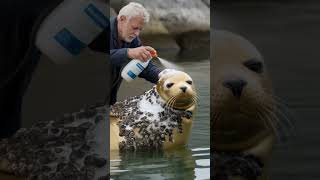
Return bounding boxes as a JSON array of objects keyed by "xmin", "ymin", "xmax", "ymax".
[{"xmin": 110, "ymin": 2, "xmax": 162, "ymax": 105}]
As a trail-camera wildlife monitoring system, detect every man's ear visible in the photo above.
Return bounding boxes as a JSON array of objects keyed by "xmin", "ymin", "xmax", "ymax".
[{"xmin": 119, "ymin": 15, "xmax": 126, "ymax": 22}]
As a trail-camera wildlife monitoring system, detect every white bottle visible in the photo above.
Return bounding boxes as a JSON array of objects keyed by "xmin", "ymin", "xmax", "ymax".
[
  {"xmin": 121, "ymin": 50, "xmax": 158, "ymax": 82},
  {"xmin": 35, "ymin": 0, "xmax": 108, "ymax": 64}
]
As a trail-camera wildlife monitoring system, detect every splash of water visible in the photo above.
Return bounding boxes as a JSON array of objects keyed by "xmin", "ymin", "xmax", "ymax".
[{"xmin": 157, "ymin": 57, "xmax": 184, "ymax": 71}]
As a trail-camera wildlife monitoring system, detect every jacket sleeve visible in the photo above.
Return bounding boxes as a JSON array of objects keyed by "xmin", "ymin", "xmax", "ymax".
[
  {"xmin": 138, "ymin": 61, "xmax": 163, "ymax": 84},
  {"xmin": 133, "ymin": 38, "xmax": 162, "ymax": 83},
  {"xmin": 110, "ymin": 48, "xmax": 130, "ymax": 68},
  {"xmin": 109, "ymin": 37, "xmax": 141, "ymax": 68}
]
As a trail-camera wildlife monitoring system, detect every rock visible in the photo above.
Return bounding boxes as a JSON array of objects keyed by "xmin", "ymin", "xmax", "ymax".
[{"xmin": 175, "ymin": 31, "xmax": 210, "ymax": 50}]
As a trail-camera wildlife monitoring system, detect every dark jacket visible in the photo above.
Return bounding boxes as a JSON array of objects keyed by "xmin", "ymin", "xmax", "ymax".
[{"xmin": 109, "ymin": 17, "xmax": 162, "ymax": 105}]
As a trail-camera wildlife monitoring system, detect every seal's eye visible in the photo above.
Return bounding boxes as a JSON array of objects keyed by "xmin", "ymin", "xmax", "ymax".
[
  {"xmin": 166, "ymin": 83, "xmax": 174, "ymax": 88},
  {"xmin": 186, "ymin": 80, "xmax": 192, "ymax": 85},
  {"xmin": 243, "ymin": 59, "xmax": 263, "ymax": 73}
]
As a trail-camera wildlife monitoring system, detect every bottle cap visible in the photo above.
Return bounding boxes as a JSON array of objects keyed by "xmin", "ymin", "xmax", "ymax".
[{"xmin": 148, "ymin": 49, "xmax": 158, "ymax": 58}]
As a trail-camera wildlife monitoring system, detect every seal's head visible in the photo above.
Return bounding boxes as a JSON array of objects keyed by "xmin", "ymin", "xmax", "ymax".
[
  {"xmin": 156, "ymin": 69, "xmax": 197, "ymax": 110},
  {"xmin": 212, "ymin": 30, "xmax": 276, "ymax": 151}
]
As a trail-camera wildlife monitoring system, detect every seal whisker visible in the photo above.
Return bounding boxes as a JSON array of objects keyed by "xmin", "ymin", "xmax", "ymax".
[
  {"xmin": 272, "ymin": 107, "xmax": 296, "ymax": 137},
  {"xmin": 190, "ymin": 95, "xmax": 199, "ymax": 104},
  {"xmin": 261, "ymin": 101, "xmax": 296, "ymax": 140},
  {"xmin": 170, "ymin": 96, "xmax": 177, "ymax": 108},
  {"xmin": 255, "ymin": 110, "xmax": 272, "ymax": 130},
  {"xmin": 255, "ymin": 107, "xmax": 281, "ymax": 140},
  {"xmin": 165, "ymin": 96, "xmax": 175, "ymax": 109},
  {"xmin": 260, "ymin": 92, "xmax": 296, "ymax": 133},
  {"xmin": 170, "ymin": 96, "xmax": 178, "ymax": 109},
  {"xmin": 264, "ymin": 92, "xmax": 290, "ymax": 107},
  {"xmin": 191, "ymin": 96, "xmax": 198, "ymax": 106},
  {"xmin": 247, "ymin": 91, "xmax": 293, "ymax": 142},
  {"xmin": 255, "ymin": 106, "xmax": 276, "ymax": 131},
  {"xmin": 257, "ymin": 104, "xmax": 289, "ymax": 142},
  {"xmin": 269, "ymin": 96, "xmax": 296, "ymax": 129},
  {"xmin": 262, "ymin": 90, "xmax": 296, "ymax": 124},
  {"xmin": 166, "ymin": 96, "xmax": 174, "ymax": 109},
  {"xmin": 211, "ymin": 112, "xmax": 221, "ymax": 130},
  {"xmin": 257, "ymin": 110, "xmax": 273, "ymax": 131},
  {"xmin": 193, "ymin": 93, "xmax": 200, "ymax": 100},
  {"xmin": 166, "ymin": 96, "xmax": 176, "ymax": 110},
  {"xmin": 194, "ymin": 96, "xmax": 199, "ymax": 106}
]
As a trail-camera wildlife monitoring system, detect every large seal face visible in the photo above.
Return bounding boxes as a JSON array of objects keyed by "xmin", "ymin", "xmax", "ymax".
[
  {"xmin": 212, "ymin": 30, "xmax": 275, "ymax": 151},
  {"xmin": 156, "ymin": 69, "xmax": 196, "ymax": 110},
  {"xmin": 110, "ymin": 69, "xmax": 197, "ymax": 151}
]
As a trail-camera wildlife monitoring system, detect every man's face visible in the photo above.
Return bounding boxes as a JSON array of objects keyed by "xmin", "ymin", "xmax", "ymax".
[{"xmin": 118, "ymin": 15, "xmax": 145, "ymax": 43}]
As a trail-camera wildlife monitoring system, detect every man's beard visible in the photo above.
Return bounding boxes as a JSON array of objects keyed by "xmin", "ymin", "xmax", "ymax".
[{"xmin": 124, "ymin": 35, "xmax": 135, "ymax": 43}]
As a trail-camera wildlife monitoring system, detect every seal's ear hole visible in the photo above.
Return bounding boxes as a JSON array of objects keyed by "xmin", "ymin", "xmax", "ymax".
[
  {"xmin": 166, "ymin": 83, "xmax": 174, "ymax": 88},
  {"xmin": 158, "ymin": 78, "xmax": 164, "ymax": 84},
  {"xmin": 243, "ymin": 59, "xmax": 264, "ymax": 74},
  {"xmin": 186, "ymin": 80, "xmax": 192, "ymax": 85}
]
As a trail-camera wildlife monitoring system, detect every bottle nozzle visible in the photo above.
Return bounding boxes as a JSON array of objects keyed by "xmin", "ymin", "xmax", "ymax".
[{"xmin": 148, "ymin": 49, "xmax": 158, "ymax": 58}]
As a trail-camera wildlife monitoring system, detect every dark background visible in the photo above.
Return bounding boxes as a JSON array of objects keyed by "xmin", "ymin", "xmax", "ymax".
[
  {"xmin": 23, "ymin": 51, "xmax": 110, "ymax": 127},
  {"xmin": 213, "ymin": 1, "xmax": 320, "ymax": 179}
]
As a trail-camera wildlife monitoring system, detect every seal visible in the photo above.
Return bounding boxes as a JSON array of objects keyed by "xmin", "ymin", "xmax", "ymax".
[
  {"xmin": 212, "ymin": 30, "xmax": 280, "ymax": 180},
  {"xmin": 110, "ymin": 69, "xmax": 197, "ymax": 151},
  {"xmin": 0, "ymin": 105, "xmax": 108, "ymax": 180}
]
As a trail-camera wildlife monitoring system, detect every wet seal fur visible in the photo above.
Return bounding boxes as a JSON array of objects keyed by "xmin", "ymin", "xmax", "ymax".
[
  {"xmin": 0, "ymin": 105, "xmax": 108, "ymax": 180},
  {"xmin": 110, "ymin": 69, "xmax": 197, "ymax": 151},
  {"xmin": 211, "ymin": 30, "xmax": 291, "ymax": 180}
]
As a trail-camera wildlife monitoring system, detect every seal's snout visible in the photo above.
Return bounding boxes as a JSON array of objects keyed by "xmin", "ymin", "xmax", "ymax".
[
  {"xmin": 180, "ymin": 86, "xmax": 187, "ymax": 93},
  {"xmin": 223, "ymin": 79, "xmax": 247, "ymax": 98}
]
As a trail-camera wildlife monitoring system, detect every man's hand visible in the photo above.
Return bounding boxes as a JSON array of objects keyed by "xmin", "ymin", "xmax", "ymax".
[{"xmin": 127, "ymin": 46, "xmax": 156, "ymax": 62}]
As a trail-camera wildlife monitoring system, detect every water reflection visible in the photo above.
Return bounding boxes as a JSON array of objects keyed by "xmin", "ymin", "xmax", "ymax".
[{"xmin": 110, "ymin": 147, "xmax": 210, "ymax": 180}]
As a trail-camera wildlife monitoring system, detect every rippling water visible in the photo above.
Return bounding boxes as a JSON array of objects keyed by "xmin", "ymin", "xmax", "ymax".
[
  {"xmin": 112, "ymin": 50, "xmax": 210, "ymax": 180},
  {"xmin": 110, "ymin": 147, "xmax": 210, "ymax": 180}
]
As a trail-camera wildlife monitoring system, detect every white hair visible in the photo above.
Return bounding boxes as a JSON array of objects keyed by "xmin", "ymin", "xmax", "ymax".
[{"xmin": 118, "ymin": 2, "xmax": 150, "ymax": 23}]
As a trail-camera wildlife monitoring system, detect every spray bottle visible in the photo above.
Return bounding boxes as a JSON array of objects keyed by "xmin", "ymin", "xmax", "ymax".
[
  {"xmin": 35, "ymin": 0, "xmax": 108, "ymax": 64},
  {"xmin": 121, "ymin": 50, "xmax": 158, "ymax": 82}
]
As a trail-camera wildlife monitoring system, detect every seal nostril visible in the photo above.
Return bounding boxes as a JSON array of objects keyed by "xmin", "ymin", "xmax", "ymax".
[
  {"xmin": 180, "ymin": 86, "xmax": 187, "ymax": 93},
  {"xmin": 223, "ymin": 79, "xmax": 247, "ymax": 98}
]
